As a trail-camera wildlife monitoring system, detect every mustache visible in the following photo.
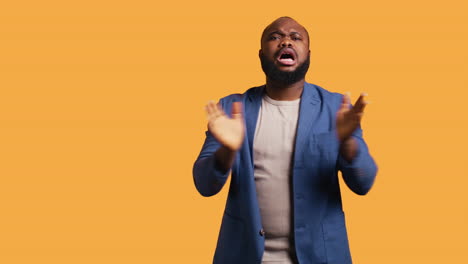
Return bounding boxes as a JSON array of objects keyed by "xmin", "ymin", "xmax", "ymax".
[{"xmin": 274, "ymin": 47, "xmax": 298, "ymax": 59}]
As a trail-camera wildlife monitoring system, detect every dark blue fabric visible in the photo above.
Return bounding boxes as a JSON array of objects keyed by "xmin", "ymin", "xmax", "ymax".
[{"xmin": 193, "ymin": 83, "xmax": 378, "ymax": 264}]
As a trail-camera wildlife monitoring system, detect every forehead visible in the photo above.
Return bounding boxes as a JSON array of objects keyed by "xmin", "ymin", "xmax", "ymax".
[{"xmin": 264, "ymin": 18, "xmax": 307, "ymax": 36}]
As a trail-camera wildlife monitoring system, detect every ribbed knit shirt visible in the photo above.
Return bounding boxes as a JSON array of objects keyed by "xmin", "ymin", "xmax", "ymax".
[{"xmin": 253, "ymin": 93, "xmax": 300, "ymax": 264}]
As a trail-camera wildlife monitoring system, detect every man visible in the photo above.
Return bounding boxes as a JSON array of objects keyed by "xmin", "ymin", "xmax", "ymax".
[{"xmin": 193, "ymin": 17, "xmax": 377, "ymax": 264}]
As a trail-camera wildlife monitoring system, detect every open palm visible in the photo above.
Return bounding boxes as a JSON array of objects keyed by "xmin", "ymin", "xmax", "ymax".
[
  {"xmin": 206, "ymin": 101, "xmax": 245, "ymax": 151},
  {"xmin": 336, "ymin": 93, "xmax": 367, "ymax": 141}
]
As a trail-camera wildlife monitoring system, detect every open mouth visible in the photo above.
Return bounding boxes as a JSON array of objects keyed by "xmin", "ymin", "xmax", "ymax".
[{"xmin": 276, "ymin": 48, "xmax": 297, "ymax": 66}]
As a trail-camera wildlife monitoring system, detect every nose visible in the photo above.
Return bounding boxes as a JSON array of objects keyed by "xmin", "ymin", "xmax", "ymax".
[{"xmin": 280, "ymin": 38, "xmax": 292, "ymax": 48}]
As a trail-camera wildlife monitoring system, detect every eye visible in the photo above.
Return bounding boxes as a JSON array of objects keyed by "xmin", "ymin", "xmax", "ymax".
[
  {"xmin": 292, "ymin": 35, "xmax": 302, "ymax": 41},
  {"xmin": 269, "ymin": 35, "xmax": 281, "ymax": 40}
]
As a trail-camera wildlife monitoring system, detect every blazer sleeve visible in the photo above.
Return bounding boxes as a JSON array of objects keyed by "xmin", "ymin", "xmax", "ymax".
[
  {"xmin": 192, "ymin": 99, "xmax": 231, "ymax": 197},
  {"xmin": 337, "ymin": 126, "xmax": 378, "ymax": 195}
]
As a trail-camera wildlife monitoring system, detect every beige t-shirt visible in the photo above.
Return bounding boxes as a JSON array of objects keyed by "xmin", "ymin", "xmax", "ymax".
[{"xmin": 253, "ymin": 94, "xmax": 300, "ymax": 263}]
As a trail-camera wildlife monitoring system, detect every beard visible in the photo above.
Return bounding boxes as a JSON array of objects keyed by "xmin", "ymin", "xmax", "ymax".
[{"xmin": 260, "ymin": 52, "xmax": 310, "ymax": 85}]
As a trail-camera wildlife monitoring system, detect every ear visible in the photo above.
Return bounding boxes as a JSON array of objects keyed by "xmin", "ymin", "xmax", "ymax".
[{"xmin": 258, "ymin": 49, "xmax": 262, "ymax": 58}]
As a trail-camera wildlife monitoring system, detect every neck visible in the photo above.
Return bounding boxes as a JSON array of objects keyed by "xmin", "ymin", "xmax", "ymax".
[{"xmin": 265, "ymin": 78, "xmax": 305, "ymax": 101}]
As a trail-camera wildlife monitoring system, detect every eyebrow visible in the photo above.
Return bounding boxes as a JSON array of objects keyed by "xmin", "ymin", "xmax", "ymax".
[{"xmin": 268, "ymin": 30, "xmax": 302, "ymax": 37}]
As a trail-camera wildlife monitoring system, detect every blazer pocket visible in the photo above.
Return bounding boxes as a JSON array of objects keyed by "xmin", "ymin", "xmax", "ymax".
[{"xmin": 321, "ymin": 211, "xmax": 352, "ymax": 264}]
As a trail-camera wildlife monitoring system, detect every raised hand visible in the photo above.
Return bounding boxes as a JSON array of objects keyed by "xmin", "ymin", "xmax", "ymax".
[
  {"xmin": 206, "ymin": 101, "xmax": 245, "ymax": 151},
  {"xmin": 336, "ymin": 93, "xmax": 368, "ymax": 142}
]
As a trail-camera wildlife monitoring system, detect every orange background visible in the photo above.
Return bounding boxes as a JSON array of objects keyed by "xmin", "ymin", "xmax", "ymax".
[{"xmin": 1, "ymin": 0, "xmax": 467, "ymax": 263}]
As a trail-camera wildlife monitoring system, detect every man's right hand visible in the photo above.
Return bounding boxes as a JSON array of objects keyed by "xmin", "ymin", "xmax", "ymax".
[{"xmin": 206, "ymin": 101, "xmax": 245, "ymax": 151}]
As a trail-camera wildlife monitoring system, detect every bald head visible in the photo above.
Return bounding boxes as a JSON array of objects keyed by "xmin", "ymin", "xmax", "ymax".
[{"xmin": 261, "ymin": 17, "xmax": 310, "ymax": 47}]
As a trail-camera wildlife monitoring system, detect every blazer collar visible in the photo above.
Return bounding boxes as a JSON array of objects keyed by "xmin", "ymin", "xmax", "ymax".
[{"xmin": 245, "ymin": 82, "xmax": 320, "ymax": 106}]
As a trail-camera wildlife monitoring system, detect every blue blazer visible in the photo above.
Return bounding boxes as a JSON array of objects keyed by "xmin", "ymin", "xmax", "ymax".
[{"xmin": 193, "ymin": 83, "xmax": 378, "ymax": 264}]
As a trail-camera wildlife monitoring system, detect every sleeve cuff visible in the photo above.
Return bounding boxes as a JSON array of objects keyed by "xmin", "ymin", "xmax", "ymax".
[{"xmin": 338, "ymin": 138, "xmax": 364, "ymax": 168}]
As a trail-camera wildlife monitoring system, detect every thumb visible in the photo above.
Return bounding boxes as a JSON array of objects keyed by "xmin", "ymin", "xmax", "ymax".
[{"xmin": 231, "ymin": 102, "xmax": 243, "ymax": 119}]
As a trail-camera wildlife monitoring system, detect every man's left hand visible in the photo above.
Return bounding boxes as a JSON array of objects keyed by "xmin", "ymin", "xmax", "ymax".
[
  {"xmin": 336, "ymin": 93, "xmax": 368, "ymax": 162},
  {"xmin": 336, "ymin": 92, "xmax": 367, "ymax": 142}
]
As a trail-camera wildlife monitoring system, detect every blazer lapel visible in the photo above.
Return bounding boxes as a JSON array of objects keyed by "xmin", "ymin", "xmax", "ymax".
[
  {"xmin": 293, "ymin": 83, "xmax": 321, "ymax": 167},
  {"xmin": 244, "ymin": 85, "xmax": 264, "ymax": 166}
]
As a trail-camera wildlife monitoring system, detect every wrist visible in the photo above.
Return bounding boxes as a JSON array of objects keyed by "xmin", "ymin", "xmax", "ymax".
[
  {"xmin": 340, "ymin": 137, "xmax": 358, "ymax": 162},
  {"xmin": 215, "ymin": 146, "xmax": 236, "ymax": 172}
]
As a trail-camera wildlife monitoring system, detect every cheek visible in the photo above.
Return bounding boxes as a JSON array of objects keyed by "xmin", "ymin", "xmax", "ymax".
[
  {"xmin": 262, "ymin": 42, "xmax": 279, "ymax": 53},
  {"xmin": 264, "ymin": 47, "xmax": 277, "ymax": 57},
  {"xmin": 298, "ymin": 48, "xmax": 309, "ymax": 61}
]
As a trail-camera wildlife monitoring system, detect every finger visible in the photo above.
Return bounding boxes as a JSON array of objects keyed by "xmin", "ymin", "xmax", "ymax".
[
  {"xmin": 231, "ymin": 102, "xmax": 243, "ymax": 119},
  {"xmin": 353, "ymin": 93, "xmax": 368, "ymax": 113},
  {"xmin": 205, "ymin": 101, "xmax": 218, "ymax": 120},
  {"xmin": 216, "ymin": 102, "xmax": 227, "ymax": 117},
  {"xmin": 344, "ymin": 92, "xmax": 351, "ymax": 106},
  {"xmin": 207, "ymin": 100, "xmax": 217, "ymax": 115},
  {"xmin": 339, "ymin": 92, "xmax": 352, "ymax": 112}
]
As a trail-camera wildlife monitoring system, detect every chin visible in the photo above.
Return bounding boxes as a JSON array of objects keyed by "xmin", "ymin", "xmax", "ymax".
[{"xmin": 277, "ymin": 66, "xmax": 297, "ymax": 72}]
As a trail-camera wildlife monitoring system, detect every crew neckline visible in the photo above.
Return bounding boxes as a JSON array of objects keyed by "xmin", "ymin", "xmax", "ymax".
[{"xmin": 263, "ymin": 93, "xmax": 301, "ymax": 106}]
